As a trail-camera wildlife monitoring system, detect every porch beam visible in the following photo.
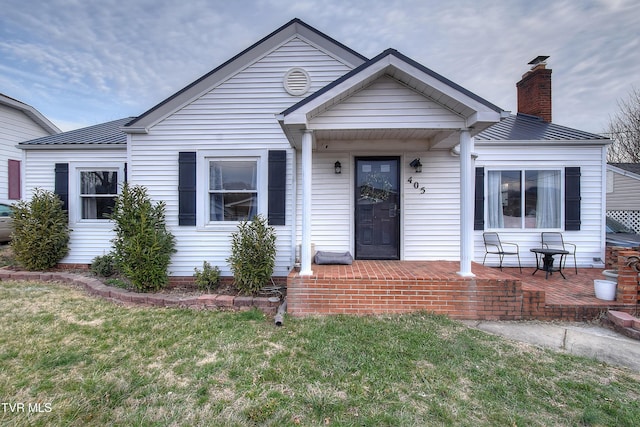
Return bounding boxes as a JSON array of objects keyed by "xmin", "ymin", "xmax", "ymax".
[
  {"xmin": 300, "ymin": 129, "xmax": 314, "ymax": 276},
  {"xmin": 458, "ymin": 128, "xmax": 475, "ymax": 277}
]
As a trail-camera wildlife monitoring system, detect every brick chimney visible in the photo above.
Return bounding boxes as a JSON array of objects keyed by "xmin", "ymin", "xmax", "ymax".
[{"xmin": 517, "ymin": 56, "xmax": 552, "ymax": 122}]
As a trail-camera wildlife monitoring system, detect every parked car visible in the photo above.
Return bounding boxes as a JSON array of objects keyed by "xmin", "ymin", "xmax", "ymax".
[
  {"xmin": 0, "ymin": 203, "xmax": 13, "ymax": 243},
  {"xmin": 606, "ymin": 216, "xmax": 640, "ymax": 247}
]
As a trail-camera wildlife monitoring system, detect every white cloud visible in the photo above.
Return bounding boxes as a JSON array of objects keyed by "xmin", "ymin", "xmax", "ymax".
[{"xmin": 1, "ymin": 0, "xmax": 638, "ymax": 133}]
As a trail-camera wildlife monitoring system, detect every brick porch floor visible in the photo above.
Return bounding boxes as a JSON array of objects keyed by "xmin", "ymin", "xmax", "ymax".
[{"xmin": 287, "ymin": 260, "xmax": 638, "ymax": 320}]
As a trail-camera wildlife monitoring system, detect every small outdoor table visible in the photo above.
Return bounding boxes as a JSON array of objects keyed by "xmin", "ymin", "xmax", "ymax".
[{"xmin": 530, "ymin": 247, "xmax": 570, "ymax": 279}]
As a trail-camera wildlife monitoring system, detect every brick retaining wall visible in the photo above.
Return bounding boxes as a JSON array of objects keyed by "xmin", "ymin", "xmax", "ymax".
[
  {"xmin": 0, "ymin": 269, "xmax": 281, "ymax": 314},
  {"xmin": 288, "ymin": 272, "xmax": 524, "ymax": 320}
]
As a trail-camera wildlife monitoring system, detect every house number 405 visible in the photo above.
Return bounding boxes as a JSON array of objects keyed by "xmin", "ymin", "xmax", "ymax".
[{"xmin": 407, "ymin": 177, "xmax": 426, "ymax": 194}]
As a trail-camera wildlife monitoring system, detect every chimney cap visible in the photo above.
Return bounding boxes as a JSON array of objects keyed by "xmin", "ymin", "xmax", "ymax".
[{"xmin": 528, "ymin": 55, "xmax": 550, "ymax": 66}]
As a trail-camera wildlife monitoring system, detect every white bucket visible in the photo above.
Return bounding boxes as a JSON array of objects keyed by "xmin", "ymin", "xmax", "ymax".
[{"xmin": 593, "ymin": 279, "xmax": 617, "ymax": 301}]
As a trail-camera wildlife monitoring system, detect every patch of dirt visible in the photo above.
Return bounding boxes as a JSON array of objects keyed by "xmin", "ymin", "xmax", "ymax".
[{"xmin": 0, "ymin": 245, "xmax": 285, "ymax": 299}]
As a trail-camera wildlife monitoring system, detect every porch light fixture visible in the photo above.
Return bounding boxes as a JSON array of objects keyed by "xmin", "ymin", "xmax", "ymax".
[
  {"xmin": 334, "ymin": 161, "xmax": 342, "ymax": 174},
  {"xmin": 410, "ymin": 158, "xmax": 422, "ymax": 173}
]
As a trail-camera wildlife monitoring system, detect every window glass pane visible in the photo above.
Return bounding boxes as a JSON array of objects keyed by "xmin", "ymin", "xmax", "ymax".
[
  {"xmin": 488, "ymin": 169, "xmax": 561, "ymax": 229},
  {"xmin": 209, "ymin": 161, "xmax": 257, "ymax": 191},
  {"xmin": 81, "ymin": 171, "xmax": 118, "ymax": 195},
  {"xmin": 82, "ymin": 197, "xmax": 116, "ymax": 219},
  {"xmin": 210, "ymin": 193, "xmax": 257, "ymax": 221},
  {"xmin": 488, "ymin": 171, "xmax": 521, "ymax": 228},
  {"xmin": 526, "ymin": 170, "xmax": 560, "ymax": 228}
]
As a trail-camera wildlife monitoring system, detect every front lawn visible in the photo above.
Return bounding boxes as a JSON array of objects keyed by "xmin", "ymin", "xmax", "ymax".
[{"xmin": 1, "ymin": 280, "xmax": 639, "ymax": 426}]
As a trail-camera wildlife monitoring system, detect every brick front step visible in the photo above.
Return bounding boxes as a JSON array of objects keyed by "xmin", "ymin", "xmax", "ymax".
[
  {"xmin": 607, "ymin": 310, "xmax": 640, "ymax": 340},
  {"xmin": 0, "ymin": 269, "xmax": 281, "ymax": 315}
]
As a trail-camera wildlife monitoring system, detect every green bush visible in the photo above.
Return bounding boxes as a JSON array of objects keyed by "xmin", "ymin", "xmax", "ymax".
[
  {"xmin": 110, "ymin": 183, "xmax": 176, "ymax": 292},
  {"xmin": 91, "ymin": 254, "xmax": 116, "ymax": 277},
  {"xmin": 10, "ymin": 188, "xmax": 70, "ymax": 270},
  {"xmin": 227, "ymin": 214, "xmax": 276, "ymax": 295},
  {"xmin": 193, "ymin": 261, "xmax": 221, "ymax": 292}
]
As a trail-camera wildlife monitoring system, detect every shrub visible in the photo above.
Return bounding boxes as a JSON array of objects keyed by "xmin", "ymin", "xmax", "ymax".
[
  {"xmin": 10, "ymin": 188, "xmax": 69, "ymax": 270},
  {"xmin": 110, "ymin": 183, "xmax": 176, "ymax": 292},
  {"xmin": 193, "ymin": 261, "xmax": 221, "ymax": 292},
  {"xmin": 227, "ymin": 214, "xmax": 276, "ymax": 295},
  {"xmin": 91, "ymin": 254, "xmax": 116, "ymax": 277}
]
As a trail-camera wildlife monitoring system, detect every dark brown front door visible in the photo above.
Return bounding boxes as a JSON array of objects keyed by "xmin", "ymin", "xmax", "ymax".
[{"xmin": 355, "ymin": 157, "xmax": 400, "ymax": 260}]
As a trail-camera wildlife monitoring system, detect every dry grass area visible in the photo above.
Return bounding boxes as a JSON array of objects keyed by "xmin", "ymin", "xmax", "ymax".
[{"xmin": 0, "ymin": 278, "xmax": 639, "ymax": 426}]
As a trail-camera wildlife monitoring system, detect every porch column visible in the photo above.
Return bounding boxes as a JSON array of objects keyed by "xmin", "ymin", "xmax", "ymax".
[
  {"xmin": 300, "ymin": 129, "xmax": 314, "ymax": 276},
  {"xmin": 458, "ymin": 128, "xmax": 475, "ymax": 277}
]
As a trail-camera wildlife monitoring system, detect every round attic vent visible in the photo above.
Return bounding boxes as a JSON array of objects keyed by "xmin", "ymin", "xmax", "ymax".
[{"xmin": 283, "ymin": 68, "xmax": 310, "ymax": 96}]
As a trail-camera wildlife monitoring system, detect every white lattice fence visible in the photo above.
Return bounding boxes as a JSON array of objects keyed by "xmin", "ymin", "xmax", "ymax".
[{"xmin": 607, "ymin": 210, "xmax": 640, "ymax": 233}]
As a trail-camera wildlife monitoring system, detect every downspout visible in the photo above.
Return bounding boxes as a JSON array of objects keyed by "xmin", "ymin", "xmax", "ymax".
[{"xmin": 274, "ymin": 298, "xmax": 287, "ymax": 326}]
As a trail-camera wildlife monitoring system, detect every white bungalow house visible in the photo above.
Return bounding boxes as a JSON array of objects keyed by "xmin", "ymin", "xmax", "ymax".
[
  {"xmin": 18, "ymin": 19, "xmax": 609, "ymax": 281},
  {"xmin": 1, "ymin": 93, "xmax": 60, "ymax": 204}
]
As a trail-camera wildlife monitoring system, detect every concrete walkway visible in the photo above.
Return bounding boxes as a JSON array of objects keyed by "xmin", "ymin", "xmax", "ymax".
[{"xmin": 463, "ymin": 320, "xmax": 640, "ymax": 372}]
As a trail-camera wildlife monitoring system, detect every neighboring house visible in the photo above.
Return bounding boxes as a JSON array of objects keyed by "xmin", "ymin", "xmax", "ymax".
[
  {"xmin": 606, "ymin": 163, "xmax": 640, "ymax": 232},
  {"xmin": 1, "ymin": 93, "xmax": 60, "ymax": 204},
  {"xmin": 18, "ymin": 19, "xmax": 609, "ymax": 278}
]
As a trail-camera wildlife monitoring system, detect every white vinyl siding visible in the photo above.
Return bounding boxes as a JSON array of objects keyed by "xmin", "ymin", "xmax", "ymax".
[
  {"xmin": 403, "ymin": 151, "xmax": 461, "ymax": 260},
  {"xmin": 475, "ymin": 143, "xmax": 607, "ymax": 268},
  {"xmin": 0, "ymin": 104, "xmax": 53, "ymax": 203},
  {"xmin": 128, "ymin": 37, "xmax": 354, "ymax": 276},
  {"xmin": 606, "ymin": 170, "xmax": 640, "ymax": 210},
  {"xmin": 301, "ymin": 148, "xmax": 461, "ymax": 262},
  {"xmin": 309, "ymin": 76, "xmax": 465, "ymax": 131},
  {"xmin": 22, "ymin": 148, "xmax": 127, "ymax": 264}
]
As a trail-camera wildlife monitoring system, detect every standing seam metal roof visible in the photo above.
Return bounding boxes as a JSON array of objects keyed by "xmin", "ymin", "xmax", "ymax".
[
  {"xmin": 18, "ymin": 117, "xmax": 133, "ymax": 146},
  {"xmin": 475, "ymin": 113, "xmax": 608, "ymax": 141}
]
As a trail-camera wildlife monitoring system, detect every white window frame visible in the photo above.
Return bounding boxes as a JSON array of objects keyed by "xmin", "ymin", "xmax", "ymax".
[
  {"xmin": 69, "ymin": 163, "xmax": 124, "ymax": 225},
  {"xmin": 486, "ymin": 167, "xmax": 564, "ymax": 231},
  {"xmin": 196, "ymin": 150, "xmax": 267, "ymax": 229}
]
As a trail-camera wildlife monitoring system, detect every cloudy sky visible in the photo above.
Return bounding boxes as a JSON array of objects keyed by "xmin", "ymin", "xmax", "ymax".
[{"xmin": 1, "ymin": 0, "xmax": 638, "ymax": 133}]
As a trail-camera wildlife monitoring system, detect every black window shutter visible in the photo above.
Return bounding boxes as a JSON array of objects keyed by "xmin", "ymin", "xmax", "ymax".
[
  {"xmin": 178, "ymin": 152, "xmax": 196, "ymax": 226},
  {"xmin": 565, "ymin": 167, "xmax": 581, "ymax": 230},
  {"xmin": 54, "ymin": 163, "xmax": 69, "ymax": 212},
  {"xmin": 124, "ymin": 162, "xmax": 128, "ymax": 182},
  {"xmin": 474, "ymin": 167, "xmax": 485, "ymax": 230},
  {"xmin": 268, "ymin": 150, "xmax": 286, "ymax": 225}
]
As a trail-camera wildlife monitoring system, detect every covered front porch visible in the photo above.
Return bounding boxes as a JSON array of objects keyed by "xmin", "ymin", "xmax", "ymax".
[
  {"xmin": 287, "ymin": 260, "xmax": 639, "ymax": 321},
  {"xmin": 279, "ymin": 50, "xmax": 508, "ymax": 278}
]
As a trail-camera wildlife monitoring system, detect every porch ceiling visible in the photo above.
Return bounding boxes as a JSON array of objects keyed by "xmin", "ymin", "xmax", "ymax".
[
  {"xmin": 283, "ymin": 127, "xmax": 464, "ymax": 149},
  {"xmin": 314, "ymin": 128, "xmax": 457, "ymax": 145}
]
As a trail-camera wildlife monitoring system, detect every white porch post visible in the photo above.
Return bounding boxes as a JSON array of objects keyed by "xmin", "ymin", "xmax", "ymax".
[
  {"xmin": 458, "ymin": 128, "xmax": 475, "ymax": 277},
  {"xmin": 300, "ymin": 129, "xmax": 314, "ymax": 276}
]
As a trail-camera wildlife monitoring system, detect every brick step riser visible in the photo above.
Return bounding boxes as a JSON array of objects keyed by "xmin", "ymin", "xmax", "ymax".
[{"xmin": 607, "ymin": 310, "xmax": 640, "ymax": 340}]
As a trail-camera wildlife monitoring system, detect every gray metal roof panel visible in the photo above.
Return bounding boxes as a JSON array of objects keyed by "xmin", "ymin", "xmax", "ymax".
[
  {"xmin": 19, "ymin": 117, "xmax": 133, "ymax": 146},
  {"xmin": 610, "ymin": 163, "xmax": 640, "ymax": 175},
  {"xmin": 476, "ymin": 113, "xmax": 608, "ymax": 141}
]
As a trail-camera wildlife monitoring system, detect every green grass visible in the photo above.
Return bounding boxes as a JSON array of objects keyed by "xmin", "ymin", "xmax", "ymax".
[{"xmin": 1, "ymin": 280, "xmax": 639, "ymax": 426}]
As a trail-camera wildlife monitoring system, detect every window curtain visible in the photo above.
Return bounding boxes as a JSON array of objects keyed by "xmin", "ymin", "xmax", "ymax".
[
  {"xmin": 535, "ymin": 170, "xmax": 560, "ymax": 228},
  {"xmin": 210, "ymin": 164, "xmax": 224, "ymax": 221},
  {"xmin": 487, "ymin": 171, "xmax": 504, "ymax": 228}
]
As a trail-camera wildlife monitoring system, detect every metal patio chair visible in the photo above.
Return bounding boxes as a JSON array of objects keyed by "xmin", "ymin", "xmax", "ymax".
[
  {"xmin": 482, "ymin": 232, "xmax": 522, "ymax": 272},
  {"xmin": 541, "ymin": 232, "xmax": 577, "ymax": 274}
]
